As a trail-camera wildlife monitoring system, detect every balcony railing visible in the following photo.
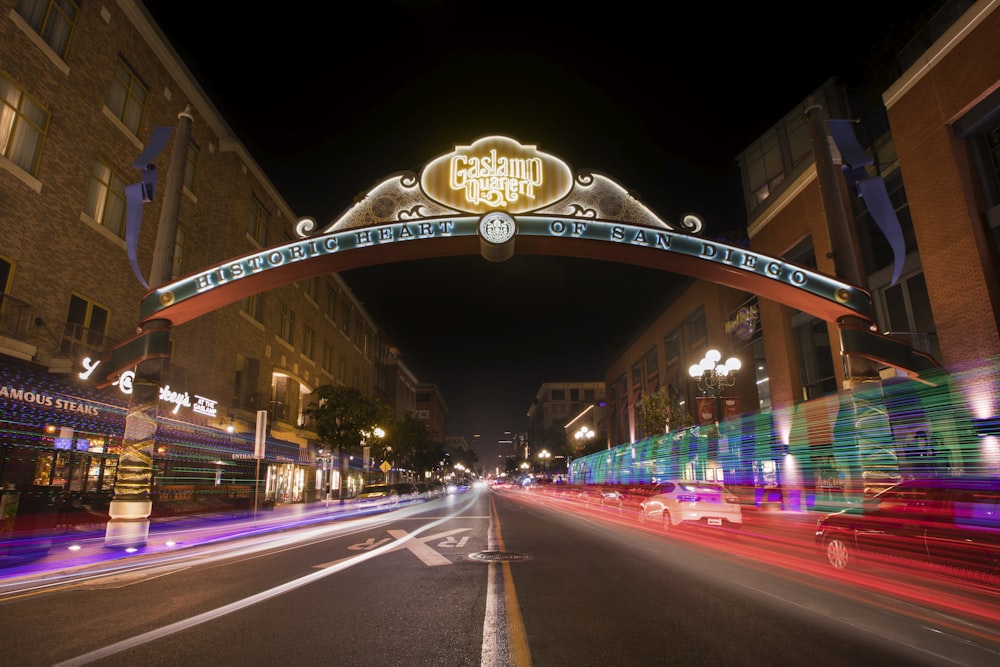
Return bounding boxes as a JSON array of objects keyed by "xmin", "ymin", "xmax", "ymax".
[
  {"xmin": 0, "ymin": 292, "xmax": 38, "ymax": 342},
  {"xmin": 59, "ymin": 321, "xmax": 110, "ymax": 360}
]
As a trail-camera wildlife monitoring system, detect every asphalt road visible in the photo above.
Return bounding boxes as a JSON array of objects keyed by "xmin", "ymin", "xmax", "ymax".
[{"xmin": 1, "ymin": 487, "xmax": 999, "ymax": 666}]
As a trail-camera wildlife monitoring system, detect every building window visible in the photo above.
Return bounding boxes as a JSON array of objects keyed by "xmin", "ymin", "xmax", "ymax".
[
  {"xmin": 964, "ymin": 112, "xmax": 1000, "ymax": 262},
  {"xmin": 0, "ymin": 256, "xmax": 12, "ymax": 314},
  {"xmin": 106, "ymin": 57, "xmax": 147, "ymax": 135},
  {"xmin": 793, "ymin": 315, "xmax": 837, "ymax": 400},
  {"xmin": 246, "ymin": 195, "xmax": 268, "ymax": 245},
  {"xmin": 644, "ymin": 347, "xmax": 659, "ymax": 391},
  {"xmin": 0, "ymin": 257, "xmax": 27, "ymax": 340},
  {"xmin": 551, "ymin": 389, "xmax": 565, "ymax": 401},
  {"xmin": 302, "ymin": 325, "xmax": 315, "ymax": 360},
  {"xmin": 183, "ymin": 140, "xmax": 199, "ymax": 192},
  {"xmin": 270, "ymin": 375, "xmax": 291, "ymax": 421},
  {"xmin": 304, "ymin": 277, "xmax": 319, "ymax": 303},
  {"xmin": 17, "ymin": 0, "xmax": 78, "ymax": 59},
  {"xmin": 0, "ymin": 71, "xmax": 49, "ymax": 175},
  {"xmin": 172, "ymin": 226, "xmax": 186, "ymax": 279},
  {"xmin": 744, "ymin": 130, "xmax": 785, "ymax": 211},
  {"xmin": 687, "ymin": 308, "xmax": 706, "ymax": 347},
  {"xmin": 325, "ymin": 284, "xmax": 338, "ymax": 322},
  {"xmin": 278, "ymin": 303, "xmax": 295, "ymax": 344},
  {"xmin": 352, "ymin": 319, "xmax": 363, "ymax": 349},
  {"xmin": 663, "ymin": 331, "xmax": 680, "ymax": 365},
  {"xmin": 61, "ymin": 293, "xmax": 109, "ymax": 357},
  {"xmin": 0, "ymin": 257, "xmax": 11, "ymax": 293},
  {"xmin": 84, "ymin": 160, "xmax": 127, "ymax": 238},
  {"xmin": 241, "ymin": 293, "xmax": 262, "ymax": 321},
  {"xmin": 740, "ymin": 102, "xmax": 815, "ymax": 215},
  {"xmin": 337, "ymin": 355, "xmax": 347, "ymax": 383},
  {"xmin": 875, "ymin": 270, "xmax": 939, "ymax": 359},
  {"xmin": 234, "ymin": 354, "xmax": 260, "ymax": 410},
  {"xmin": 340, "ymin": 302, "xmax": 351, "ymax": 333},
  {"xmin": 784, "ymin": 238, "xmax": 836, "ymax": 399},
  {"xmin": 322, "ymin": 342, "xmax": 334, "ymax": 374}
]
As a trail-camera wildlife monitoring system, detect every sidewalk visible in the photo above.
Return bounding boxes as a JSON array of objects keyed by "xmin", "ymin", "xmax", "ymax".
[{"xmin": 0, "ymin": 499, "xmax": 355, "ymax": 584}]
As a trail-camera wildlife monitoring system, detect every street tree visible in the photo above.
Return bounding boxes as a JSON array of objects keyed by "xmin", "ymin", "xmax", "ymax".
[
  {"xmin": 446, "ymin": 446, "xmax": 478, "ymax": 475},
  {"xmin": 305, "ymin": 386, "xmax": 394, "ymax": 458},
  {"xmin": 539, "ymin": 420, "xmax": 568, "ymax": 456},
  {"xmin": 390, "ymin": 414, "xmax": 443, "ymax": 477},
  {"xmin": 638, "ymin": 385, "xmax": 692, "ymax": 437}
]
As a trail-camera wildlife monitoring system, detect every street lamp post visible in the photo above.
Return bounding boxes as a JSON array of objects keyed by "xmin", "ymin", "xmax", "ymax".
[
  {"xmin": 538, "ymin": 449, "xmax": 551, "ymax": 478},
  {"xmin": 688, "ymin": 349, "xmax": 741, "ymax": 407},
  {"xmin": 688, "ymin": 349, "xmax": 741, "ymax": 473},
  {"xmin": 316, "ymin": 447, "xmax": 332, "ymax": 506},
  {"xmin": 574, "ymin": 426, "xmax": 595, "ymax": 451},
  {"xmin": 361, "ymin": 426, "xmax": 385, "ymax": 484}
]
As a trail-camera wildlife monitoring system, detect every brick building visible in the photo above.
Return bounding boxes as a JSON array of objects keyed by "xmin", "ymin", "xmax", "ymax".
[
  {"xmin": 602, "ymin": 0, "xmax": 1000, "ymax": 501},
  {"xmin": 0, "ymin": 0, "xmax": 392, "ymax": 508}
]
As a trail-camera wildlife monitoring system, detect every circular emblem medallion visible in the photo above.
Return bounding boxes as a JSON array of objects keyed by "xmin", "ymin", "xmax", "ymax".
[{"xmin": 479, "ymin": 212, "xmax": 516, "ymax": 244}]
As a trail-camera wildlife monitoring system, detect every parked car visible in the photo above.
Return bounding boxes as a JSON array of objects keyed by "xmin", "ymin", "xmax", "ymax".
[
  {"xmin": 815, "ymin": 477, "xmax": 1000, "ymax": 577},
  {"xmin": 578, "ymin": 486, "xmax": 626, "ymax": 509},
  {"xmin": 391, "ymin": 483, "xmax": 422, "ymax": 502},
  {"xmin": 638, "ymin": 480, "xmax": 743, "ymax": 530},
  {"xmin": 353, "ymin": 484, "xmax": 399, "ymax": 509}
]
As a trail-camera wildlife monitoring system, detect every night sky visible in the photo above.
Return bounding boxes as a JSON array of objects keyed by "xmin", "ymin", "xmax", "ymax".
[{"xmin": 142, "ymin": 0, "xmax": 945, "ymax": 460}]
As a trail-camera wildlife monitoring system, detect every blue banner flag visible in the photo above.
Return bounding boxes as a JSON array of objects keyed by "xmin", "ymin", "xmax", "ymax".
[
  {"xmin": 126, "ymin": 126, "xmax": 173, "ymax": 289},
  {"xmin": 828, "ymin": 119, "xmax": 905, "ymax": 286}
]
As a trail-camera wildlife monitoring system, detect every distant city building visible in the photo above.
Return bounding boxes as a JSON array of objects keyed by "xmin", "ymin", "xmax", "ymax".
[
  {"xmin": 444, "ymin": 436, "xmax": 469, "ymax": 452},
  {"xmin": 527, "ymin": 382, "xmax": 607, "ymax": 447},
  {"xmin": 375, "ymin": 340, "xmax": 418, "ymax": 422},
  {"xmin": 415, "ymin": 383, "xmax": 448, "ymax": 444}
]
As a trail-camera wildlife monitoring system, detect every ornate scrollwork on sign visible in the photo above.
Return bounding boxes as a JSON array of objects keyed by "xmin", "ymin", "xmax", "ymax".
[
  {"xmin": 297, "ymin": 137, "xmax": 704, "ymax": 238},
  {"xmin": 299, "ymin": 171, "xmax": 455, "ymax": 237},
  {"xmin": 536, "ymin": 171, "xmax": 695, "ymax": 233},
  {"xmin": 678, "ymin": 213, "xmax": 705, "ymax": 234}
]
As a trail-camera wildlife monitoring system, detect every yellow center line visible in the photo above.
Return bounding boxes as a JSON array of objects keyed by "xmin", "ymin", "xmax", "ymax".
[{"xmin": 490, "ymin": 494, "xmax": 532, "ymax": 667}]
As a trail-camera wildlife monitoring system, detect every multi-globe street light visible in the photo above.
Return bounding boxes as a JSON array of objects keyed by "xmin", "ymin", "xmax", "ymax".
[
  {"xmin": 537, "ymin": 449, "xmax": 551, "ymax": 477},
  {"xmin": 574, "ymin": 426, "xmax": 595, "ymax": 450},
  {"xmin": 688, "ymin": 349, "xmax": 741, "ymax": 473},
  {"xmin": 688, "ymin": 349, "xmax": 741, "ymax": 397}
]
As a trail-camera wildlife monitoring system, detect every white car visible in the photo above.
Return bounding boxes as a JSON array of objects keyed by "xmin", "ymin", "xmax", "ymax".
[
  {"xmin": 639, "ymin": 480, "xmax": 743, "ymax": 530},
  {"xmin": 353, "ymin": 484, "xmax": 399, "ymax": 509}
]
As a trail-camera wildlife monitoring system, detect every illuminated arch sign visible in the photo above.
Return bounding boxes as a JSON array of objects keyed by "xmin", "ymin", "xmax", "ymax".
[
  {"xmin": 420, "ymin": 135, "xmax": 573, "ymax": 213},
  {"xmin": 87, "ymin": 135, "xmax": 941, "ymax": 388},
  {"xmin": 136, "ymin": 215, "xmax": 871, "ymax": 328}
]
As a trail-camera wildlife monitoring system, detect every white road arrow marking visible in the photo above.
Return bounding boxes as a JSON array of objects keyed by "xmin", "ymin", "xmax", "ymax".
[
  {"xmin": 314, "ymin": 527, "xmax": 472, "ymax": 569},
  {"xmin": 387, "ymin": 529, "xmax": 452, "ymax": 566},
  {"xmin": 347, "ymin": 537, "xmax": 393, "ymax": 551},
  {"xmin": 438, "ymin": 536, "xmax": 470, "ymax": 548}
]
